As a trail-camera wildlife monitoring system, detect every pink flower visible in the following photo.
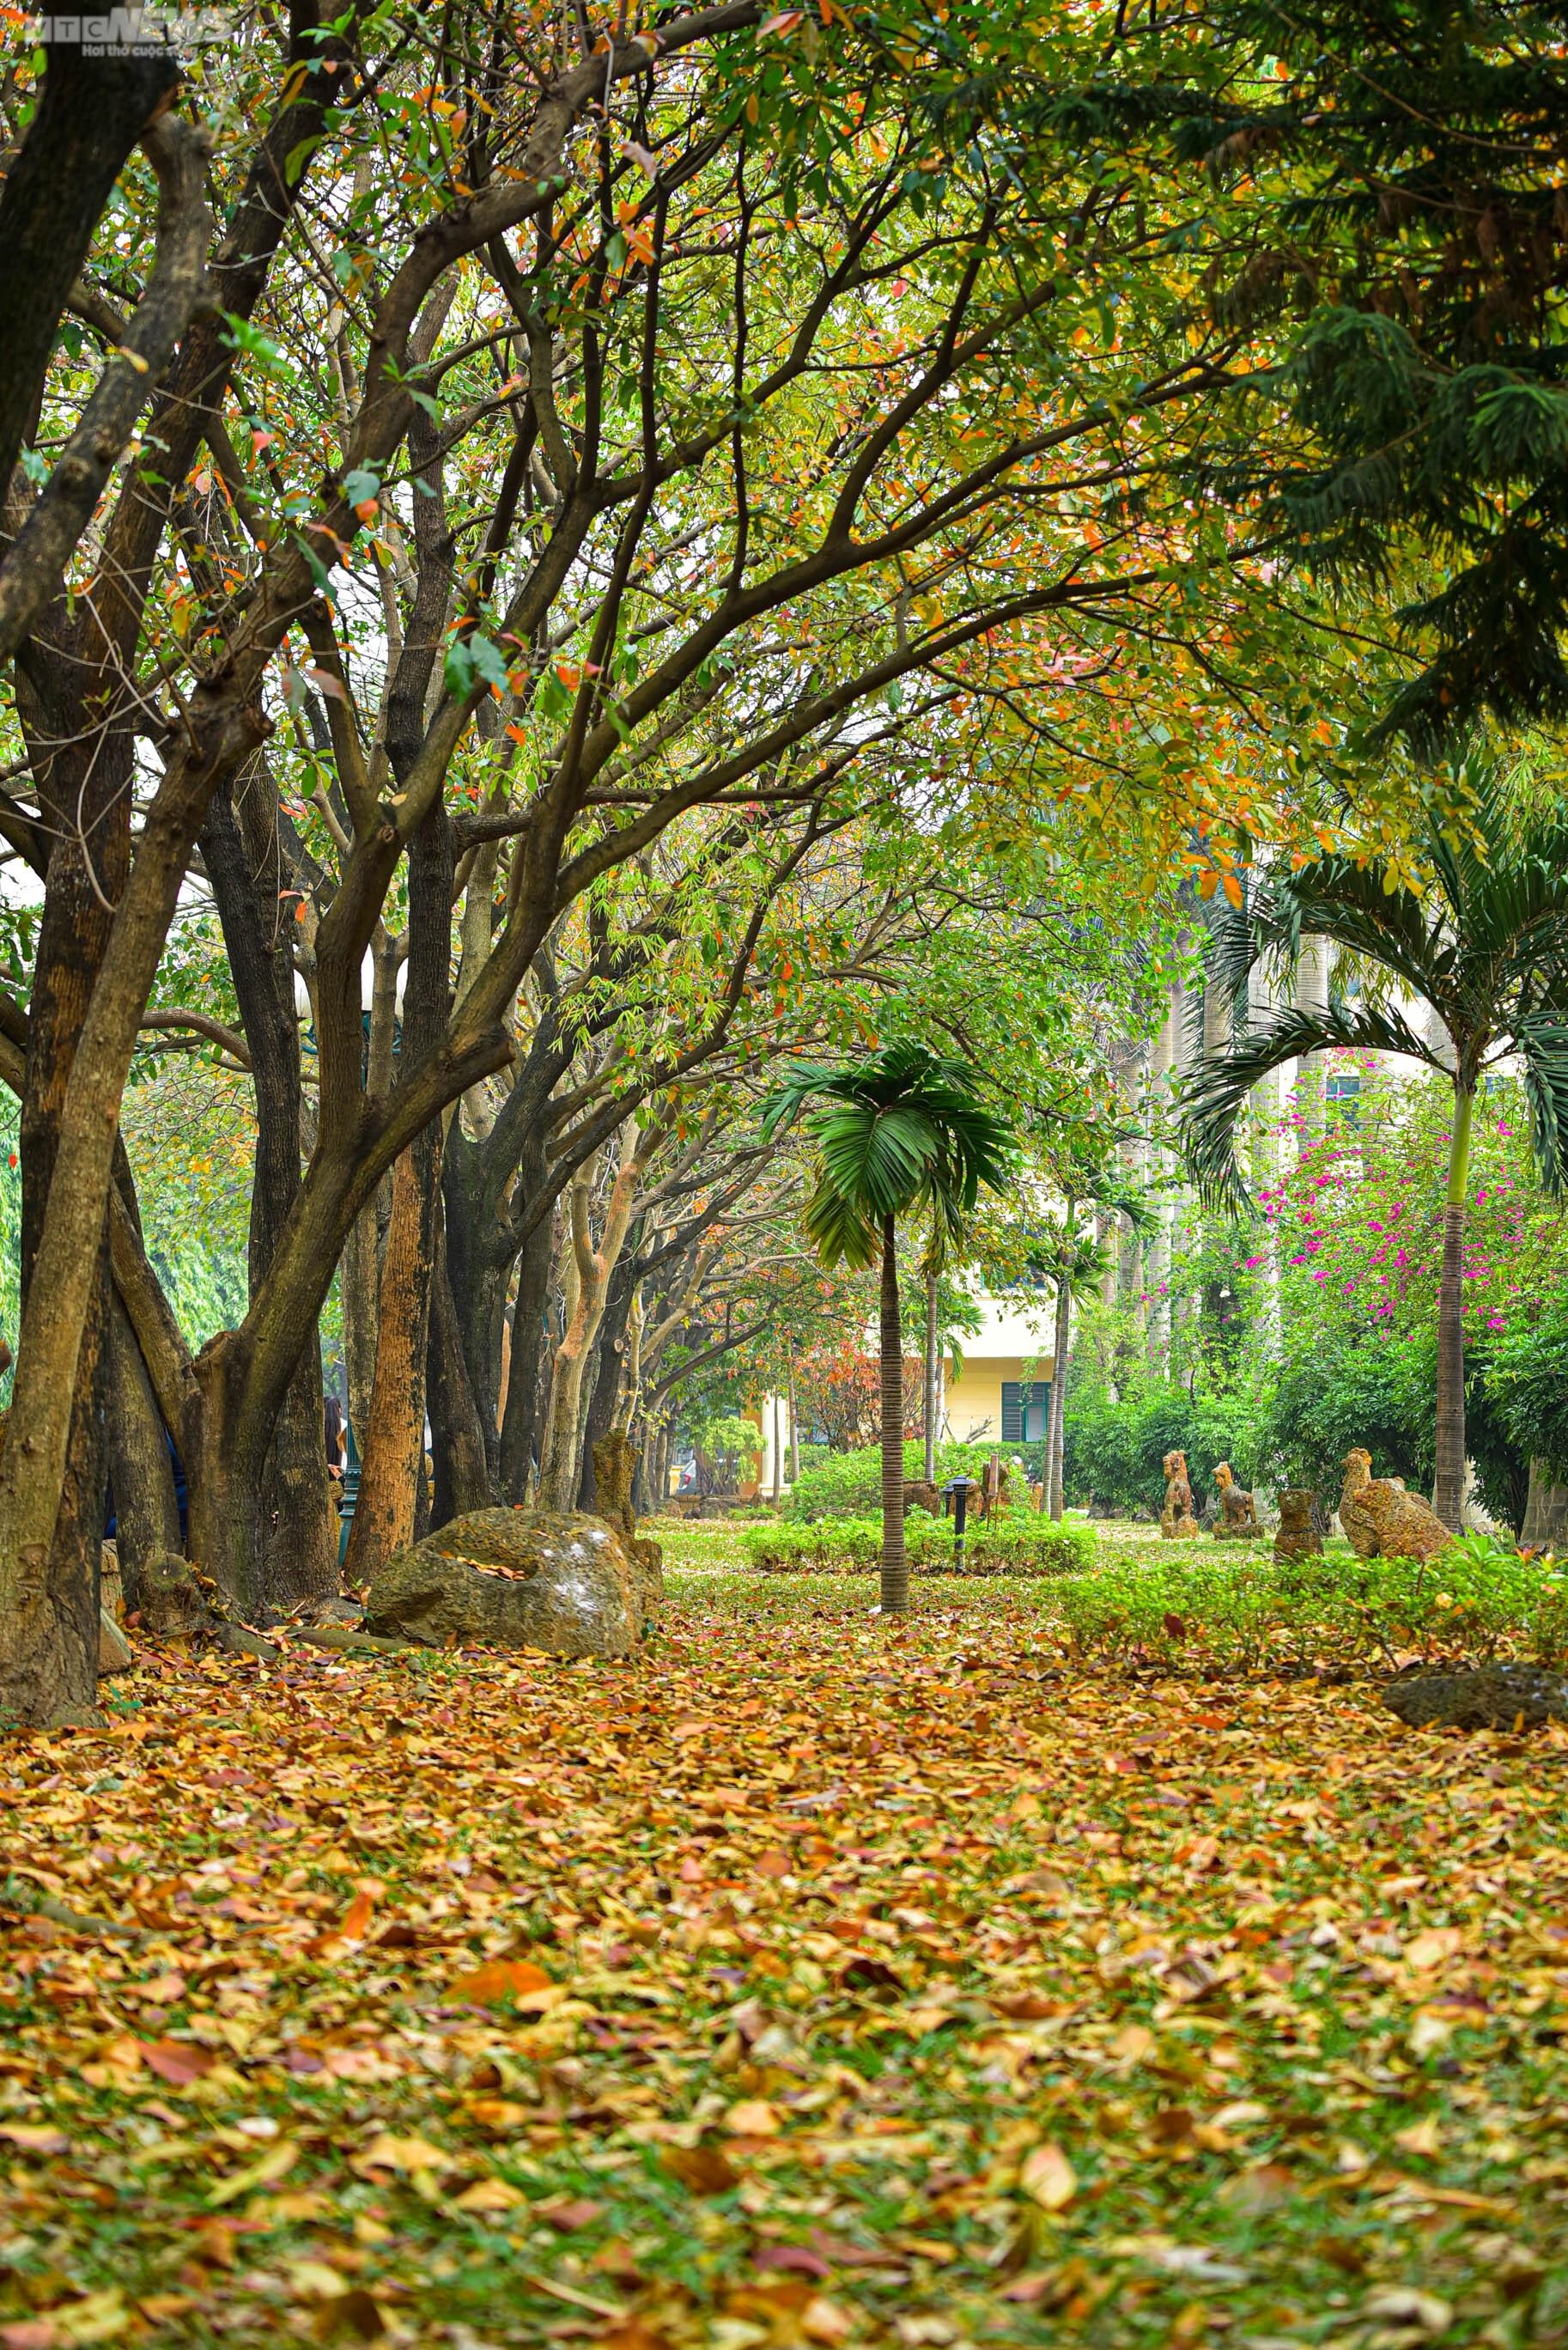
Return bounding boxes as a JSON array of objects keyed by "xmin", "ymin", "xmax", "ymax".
[{"xmin": 1244, "ymin": 1255, "xmax": 1263, "ymax": 1269}]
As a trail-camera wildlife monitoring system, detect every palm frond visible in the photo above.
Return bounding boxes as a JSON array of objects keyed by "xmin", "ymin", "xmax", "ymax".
[
  {"xmin": 1516, "ymin": 1019, "xmax": 1568, "ymax": 1201},
  {"xmin": 801, "ymin": 1176, "xmax": 880, "ymax": 1270},
  {"xmin": 1181, "ymin": 1001, "xmax": 1439, "ymax": 1209}
]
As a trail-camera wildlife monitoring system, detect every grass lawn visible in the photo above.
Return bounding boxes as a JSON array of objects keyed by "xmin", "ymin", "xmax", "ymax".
[{"xmin": 2, "ymin": 1517, "xmax": 1565, "ymax": 2348}]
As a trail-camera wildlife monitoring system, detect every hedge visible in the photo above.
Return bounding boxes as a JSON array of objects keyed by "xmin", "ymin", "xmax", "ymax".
[
  {"xmin": 783, "ymin": 1440, "xmax": 1045, "ymax": 1522},
  {"xmin": 742, "ymin": 1513, "xmax": 1096, "ymax": 1576}
]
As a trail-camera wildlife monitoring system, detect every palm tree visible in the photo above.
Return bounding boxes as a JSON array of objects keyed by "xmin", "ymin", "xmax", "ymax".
[
  {"xmin": 1182, "ymin": 794, "xmax": 1568, "ymax": 1530},
  {"xmin": 763, "ymin": 1044, "xmax": 1014, "ymax": 1611}
]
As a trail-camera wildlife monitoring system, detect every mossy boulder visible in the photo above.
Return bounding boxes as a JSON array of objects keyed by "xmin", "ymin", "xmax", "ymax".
[
  {"xmin": 1383, "ymin": 1665, "xmax": 1568, "ymax": 1732},
  {"xmin": 364, "ymin": 1508, "xmax": 643, "ymax": 1656}
]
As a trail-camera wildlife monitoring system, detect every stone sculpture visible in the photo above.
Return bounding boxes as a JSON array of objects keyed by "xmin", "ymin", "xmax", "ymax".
[
  {"xmin": 1340, "ymin": 1448, "xmax": 1453, "ymax": 1562},
  {"xmin": 1212, "ymin": 1462, "xmax": 1264, "ymax": 1542},
  {"xmin": 1273, "ymin": 1489, "xmax": 1322, "ymax": 1562},
  {"xmin": 1159, "ymin": 1448, "xmax": 1200, "ymax": 1542}
]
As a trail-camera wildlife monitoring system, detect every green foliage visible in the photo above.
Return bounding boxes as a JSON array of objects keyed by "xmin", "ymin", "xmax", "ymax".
[
  {"xmin": 763, "ymin": 1043, "xmax": 1014, "ymax": 1272},
  {"xmin": 1057, "ymin": 1538, "xmax": 1568, "ymax": 1674},
  {"xmin": 743, "ymin": 1513, "xmax": 1095, "ymax": 1578},
  {"xmin": 1064, "ymin": 1383, "xmax": 1265, "ymax": 1517},
  {"xmin": 784, "ymin": 1440, "xmax": 1043, "ymax": 1521}
]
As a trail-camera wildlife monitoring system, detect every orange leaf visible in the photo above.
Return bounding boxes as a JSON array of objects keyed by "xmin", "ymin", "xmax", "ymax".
[
  {"xmin": 140, "ymin": 2037, "xmax": 216, "ymax": 2086},
  {"xmin": 341, "ymin": 1890, "xmax": 376, "ymax": 1939},
  {"xmin": 447, "ymin": 1957, "xmax": 552, "ymax": 2005}
]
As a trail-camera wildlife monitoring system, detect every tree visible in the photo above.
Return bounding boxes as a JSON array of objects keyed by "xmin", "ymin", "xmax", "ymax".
[
  {"xmin": 2, "ymin": 0, "xmax": 1283, "ymax": 1721},
  {"xmin": 1181, "ymin": 790, "xmax": 1568, "ymax": 1529},
  {"xmin": 1091, "ymin": 0, "xmax": 1568, "ymax": 750},
  {"xmin": 763, "ymin": 1044, "xmax": 1013, "ymax": 1612}
]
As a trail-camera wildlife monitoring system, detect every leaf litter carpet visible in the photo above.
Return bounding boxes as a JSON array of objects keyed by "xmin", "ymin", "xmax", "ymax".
[{"xmin": 3, "ymin": 1600, "xmax": 1568, "ymax": 2349}]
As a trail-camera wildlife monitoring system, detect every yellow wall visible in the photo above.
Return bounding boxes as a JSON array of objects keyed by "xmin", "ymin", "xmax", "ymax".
[{"xmin": 942, "ymin": 1354, "xmax": 1054, "ymax": 1446}]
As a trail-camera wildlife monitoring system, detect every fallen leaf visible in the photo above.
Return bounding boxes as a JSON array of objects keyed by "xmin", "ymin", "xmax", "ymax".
[
  {"xmin": 446, "ymin": 1957, "xmax": 553, "ymax": 2006},
  {"xmin": 662, "ymin": 2141, "xmax": 738, "ymax": 2194},
  {"xmin": 139, "ymin": 2037, "xmax": 216, "ymax": 2085},
  {"xmin": 725, "ymin": 2097, "xmax": 781, "ymax": 2137},
  {"xmin": 1018, "ymin": 2142, "xmax": 1077, "ymax": 2210}
]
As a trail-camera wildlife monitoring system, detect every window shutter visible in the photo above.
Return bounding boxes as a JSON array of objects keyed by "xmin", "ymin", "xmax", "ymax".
[{"xmin": 1001, "ymin": 1381, "xmax": 1022, "ymax": 1442}]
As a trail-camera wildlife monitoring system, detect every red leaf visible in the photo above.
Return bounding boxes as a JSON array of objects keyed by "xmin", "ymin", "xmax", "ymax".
[{"xmin": 140, "ymin": 2038, "xmax": 216, "ymax": 2085}]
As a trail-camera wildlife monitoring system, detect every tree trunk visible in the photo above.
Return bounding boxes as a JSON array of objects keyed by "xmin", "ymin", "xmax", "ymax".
[
  {"xmin": 343, "ymin": 800, "xmax": 453, "ymax": 1580},
  {"xmin": 104, "ymin": 1293, "xmax": 181, "ymax": 1615},
  {"xmin": 202, "ymin": 766, "xmax": 334, "ymax": 1610},
  {"xmin": 1522, "ymin": 1460, "xmax": 1568, "ymax": 1549},
  {"xmin": 878, "ymin": 1212, "xmax": 908, "ymax": 1614},
  {"xmin": 787, "ymin": 1340, "xmax": 800, "ymax": 1482},
  {"xmin": 0, "ymin": 45, "xmax": 178, "ymax": 501},
  {"xmin": 771, "ymin": 1391, "xmax": 782, "ymax": 1503},
  {"xmin": 538, "ymin": 1127, "xmax": 647, "ymax": 1513},
  {"xmin": 923, "ymin": 1269, "xmax": 939, "ymax": 1483},
  {"xmin": 578, "ymin": 1244, "xmax": 639, "ymax": 1510},
  {"xmin": 498, "ymin": 1202, "xmax": 557, "ymax": 1503},
  {"xmin": 1433, "ymin": 1084, "xmax": 1475, "ymax": 1532},
  {"xmin": 427, "ymin": 1205, "xmax": 493, "ymax": 1525},
  {"xmin": 1047, "ymin": 1259, "xmax": 1072, "ymax": 1522},
  {"xmin": 344, "ymin": 1133, "xmax": 441, "ymax": 1579}
]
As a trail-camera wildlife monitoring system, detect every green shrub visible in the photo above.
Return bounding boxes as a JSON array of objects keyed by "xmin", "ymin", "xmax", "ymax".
[
  {"xmin": 1063, "ymin": 1383, "xmax": 1265, "ymax": 1517},
  {"xmin": 742, "ymin": 1512, "xmax": 1095, "ymax": 1577},
  {"xmin": 783, "ymin": 1440, "xmax": 1045, "ymax": 1521},
  {"xmin": 1054, "ymin": 1533, "xmax": 1568, "ymax": 1672}
]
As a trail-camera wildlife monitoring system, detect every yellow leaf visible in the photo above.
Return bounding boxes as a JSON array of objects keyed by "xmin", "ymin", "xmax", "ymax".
[
  {"xmin": 452, "ymin": 2176, "xmax": 526, "ymax": 2213},
  {"xmin": 353, "ymin": 2132, "xmax": 453, "ymax": 2178},
  {"xmin": 207, "ymin": 2137, "xmax": 300, "ymax": 2207},
  {"xmin": 724, "ymin": 2098, "xmax": 781, "ymax": 2137},
  {"xmin": 1019, "ymin": 2142, "xmax": 1077, "ymax": 2210}
]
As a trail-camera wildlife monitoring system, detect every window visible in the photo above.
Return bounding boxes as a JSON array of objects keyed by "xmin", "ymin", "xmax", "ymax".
[{"xmin": 1001, "ymin": 1380, "xmax": 1050, "ymax": 1443}]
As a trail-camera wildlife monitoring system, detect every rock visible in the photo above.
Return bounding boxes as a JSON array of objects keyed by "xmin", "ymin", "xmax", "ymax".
[
  {"xmin": 364, "ymin": 1508, "xmax": 642, "ymax": 1656},
  {"xmin": 1274, "ymin": 1489, "xmax": 1322, "ymax": 1562},
  {"xmin": 903, "ymin": 1479, "xmax": 941, "ymax": 1519},
  {"xmin": 1340, "ymin": 1449, "xmax": 1452, "ymax": 1562},
  {"xmin": 98, "ymin": 1610, "xmax": 133, "ymax": 1676},
  {"xmin": 1383, "ymin": 1665, "xmax": 1568, "ymax": 1732},
  {"xmin": 140, "ymin": 1551, "xmax": 210, "ymax": 1638},
  {"xmin": 1212, "ymin": 1521, "xmax": 1266, "ymax": 1543},
  {"xmin": 100, "ymin": 1542, "xmax": 125, "ymax": 1625}
]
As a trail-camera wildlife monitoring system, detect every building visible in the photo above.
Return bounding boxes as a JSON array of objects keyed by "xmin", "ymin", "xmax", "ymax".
[{"xmin": 942, "ymin": 1293, "xmax": 1056, "ymax": 1446}]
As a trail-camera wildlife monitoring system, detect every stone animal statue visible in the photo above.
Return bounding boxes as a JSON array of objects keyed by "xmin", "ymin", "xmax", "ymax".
[
  {"xmin": 1159, "ymin": 1448, "xmax": 1200, "ymax": 1542},
  {"xmin": 1273, "ymin": 1489, "xmax": 1322, "ymax": 1562},
  {"xmin": 1340, "ymin": 1448, "xmax": 1453, "ymax": 1562},
  {"xmin": 1212, "ymin": 1462, "xmax": 1264, "ymax": 1542}
]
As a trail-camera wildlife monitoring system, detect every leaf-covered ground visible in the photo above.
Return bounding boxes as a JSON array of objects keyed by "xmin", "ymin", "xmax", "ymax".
[{"xmin": 3, "ymin": 1530, "xmax": 1568, "ymax": 2350}]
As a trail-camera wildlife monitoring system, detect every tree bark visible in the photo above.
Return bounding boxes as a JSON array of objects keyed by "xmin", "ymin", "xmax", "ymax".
[
  {"xmin": 104, "ymin": 1294, "xmax": 181, "ymax": 1614},
  {"xmin": 787, "ymin": 1339, "xmax": 800, "ymax": 1483},
  {"xmin": 1046, "ymin": 1253, "xmax": 1072, "ymax": 1522},
  {"xmin": 878, "ymin": 1212, "xmax": 908, "ymax": 1614},
  {"xmin": 922, "ymin": 1268, "xmax": 939, "ymax": 1483},
  {"xmin": 538, "ymin": 1125, "xmax": 646, "ymax": 1512},
  {"xmin": 1433, "ymin": 1084, "xmax": 1474, "ymax": 1532},
  {"xmin": 0, "ymin": 46, "xmax": 178, "ymax": 502},
  {"xmin": 343, "ymin": 801, "xmax": 453, "ymax": 1579},
  {"xmin": 427, "ymin": 1203, "xmax": 493, "ymax": 1525},
  {"xmin": 343, "ymin": 1133, "xmax": 441, "ymax": 1578},
  {"xmin": 498, "ymin": 1200, "xmax": 557, "ymax": 1503},
  {"xmin": 1522, "ymin": 1460, "xmax": 1568, "ymax": 1549},
  {"xmin": 201, "ymin": 765, "xmax": 333, "ymax": 1610},
  {"xmin": 578, "ymin": 1242, "xmax": 639, "ymax": 1510}
]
